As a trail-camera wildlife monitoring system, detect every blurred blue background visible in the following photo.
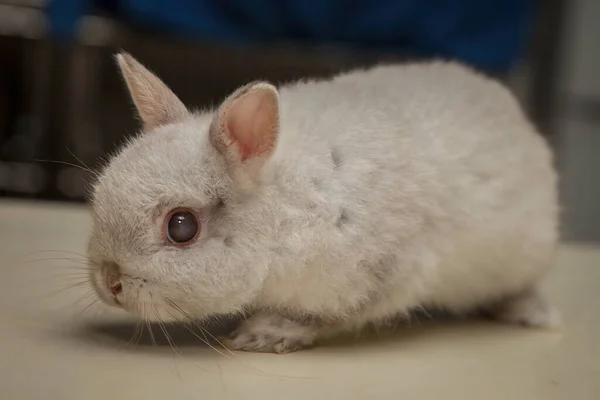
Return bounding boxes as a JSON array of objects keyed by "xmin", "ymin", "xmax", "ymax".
[{"xmin": 47, "ymin": 0, "xmax": 533, "ymax": 74}]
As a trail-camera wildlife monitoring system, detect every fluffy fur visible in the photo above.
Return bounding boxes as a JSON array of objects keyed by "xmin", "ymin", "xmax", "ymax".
[{"xmin": 88, "ymin": 53, "xmax": 559, "ymax": 353}]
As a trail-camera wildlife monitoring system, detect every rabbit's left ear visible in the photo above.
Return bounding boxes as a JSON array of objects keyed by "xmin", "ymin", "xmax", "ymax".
[
  {"xmin": 115, "ymin": 52, "xmax": 189, "ymax": 131},
  {"xmin": 210, "ymin": 81, "xmax": 280, "ymax": 165}
]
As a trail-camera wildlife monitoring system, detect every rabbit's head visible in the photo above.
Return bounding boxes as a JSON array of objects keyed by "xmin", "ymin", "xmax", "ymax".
[{"xmin": 88, "ymin": 53, "xmax": 281, "ymax": 322}]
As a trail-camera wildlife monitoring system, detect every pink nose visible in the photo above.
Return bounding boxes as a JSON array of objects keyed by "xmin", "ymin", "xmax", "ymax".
[
  {"xmin": 104, "ymin": 261, "xmax": 122, "ymax": 297},
  {"xmin": 110, "ymin": 282, "xmax": 122, "ymax": 295}
]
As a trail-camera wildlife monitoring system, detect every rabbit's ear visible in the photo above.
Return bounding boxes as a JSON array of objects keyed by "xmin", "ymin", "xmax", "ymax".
[
  {"xmin": 115, "ymin": 52, "xmax": 188, "ymax": 130},
  {"xmin": 210, "ymin": 81, "xmax": 280, "ymax": 166}
]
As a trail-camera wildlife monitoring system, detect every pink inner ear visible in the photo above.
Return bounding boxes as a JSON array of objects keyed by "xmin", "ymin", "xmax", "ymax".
[{"xmin": 224, "ymin": 87, "xmax": 279, "ymax": 162}]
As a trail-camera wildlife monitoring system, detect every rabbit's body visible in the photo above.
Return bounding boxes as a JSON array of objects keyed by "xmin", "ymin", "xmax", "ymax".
[
  {"xmin": 88, "ymin": 56, "xmax": 559, "ymax": 353},
  {"xmin": 255, "ymin": 63, "xmax": 557, "ymax": 327}
]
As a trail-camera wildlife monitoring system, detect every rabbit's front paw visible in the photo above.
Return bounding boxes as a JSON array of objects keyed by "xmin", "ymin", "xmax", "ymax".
[{"xmin": 223, "ymin": 314, "xmax": 318, "ymax": 354}]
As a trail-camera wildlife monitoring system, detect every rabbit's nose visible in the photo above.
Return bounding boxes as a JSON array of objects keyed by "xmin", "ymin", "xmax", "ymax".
[
  {"xmin": 110, "ymin": 281, "xmax": 123, "ymax": 295},
  {"xmin": 104, "ymin": 261, "xmax": 123, "ymax": 296}
]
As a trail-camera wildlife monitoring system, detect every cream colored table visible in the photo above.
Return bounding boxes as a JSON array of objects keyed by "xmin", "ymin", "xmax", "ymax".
[{"xmin": 0, "ymin": 200, "xmax": 598, "ymax": 400}]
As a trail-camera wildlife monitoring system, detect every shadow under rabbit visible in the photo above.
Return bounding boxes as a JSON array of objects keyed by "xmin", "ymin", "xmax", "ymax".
[{"xmin": 63, "ymin": 309, "xmax": 524, "ymax": 355}]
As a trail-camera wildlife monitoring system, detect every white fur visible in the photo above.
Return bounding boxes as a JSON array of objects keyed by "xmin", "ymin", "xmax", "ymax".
[{"xmin": 88, "ymin": 57, "xmax": 559, "ymax": 352}]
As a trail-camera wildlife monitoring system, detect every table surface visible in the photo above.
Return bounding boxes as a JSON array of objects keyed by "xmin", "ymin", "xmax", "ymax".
[{"xmin": 0, "ymin": 200, "xmax": 598, "ymax": 400}]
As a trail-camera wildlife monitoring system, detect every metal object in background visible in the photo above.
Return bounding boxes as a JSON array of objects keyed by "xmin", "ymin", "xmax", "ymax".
[
  {"xmin": 526, "ymin": 0, "xmax": 568, "ymax": 149},
  {"xmin": 0, "ymin": 1, "xmax": 53, "ymax": 199}
]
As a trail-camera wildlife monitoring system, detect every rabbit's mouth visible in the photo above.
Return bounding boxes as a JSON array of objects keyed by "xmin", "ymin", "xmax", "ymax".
[{"xmin": 89, "ymin": 264, "xmax": 170, "ymax": 318}]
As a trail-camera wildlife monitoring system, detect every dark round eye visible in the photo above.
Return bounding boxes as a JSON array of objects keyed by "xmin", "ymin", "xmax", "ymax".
[{"xmin": 165, "ymin": 210, "xmax": 199, "ymax": 245}]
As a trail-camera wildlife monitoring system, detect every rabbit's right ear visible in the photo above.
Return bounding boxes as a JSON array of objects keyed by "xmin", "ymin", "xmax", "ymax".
[{"xmin": 115, "ymin": 52, "xmax": 188, "ymax": 131}]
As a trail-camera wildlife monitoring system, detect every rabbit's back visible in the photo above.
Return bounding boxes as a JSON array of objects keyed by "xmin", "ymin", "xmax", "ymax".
[{"xmin": 266, "ymin": 61, "xmax": 558, "ymax": 316}]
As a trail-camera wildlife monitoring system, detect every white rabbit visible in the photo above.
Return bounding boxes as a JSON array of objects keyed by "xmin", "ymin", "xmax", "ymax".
[{"xmin": 87, "ymin": 53, "xmax": 559, "ymax": 353}]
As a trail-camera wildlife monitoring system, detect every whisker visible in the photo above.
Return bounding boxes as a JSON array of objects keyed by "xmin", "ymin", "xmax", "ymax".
[
  {"xmin": 128, "ymin": 300, "xmax": 145, "ymax": 347},
  {"xmin": 66, "ymin": 147, "xmax": 96, "ymax": 177},
  {"xmin": 149, "ymin": 294, "xmax": 178, "ymax": 352},
  {"xmin": 78, "ymin": 293, "xmax": 102, "ymax": 317},
  {"xmin": 20, "ymin": 257, "xmax": 92, "ymax": 266},
  {"xmin": 153, "ymin": 304, "xmax": 182, "ymax": 380},
  {"xmin": 142, "ymin": 301, "xmax": 157, "ymax": 347},
  {"xmin": 128, "ymin": 298, "xmax": 144, "ymax": 347},
  {"xmin": 38, "ymin": 268, "xmax": 91, "ymax": 274},
  {"xmin": 16, "ymin": 265, "xmax": 92, "ymax": 276},
  {"xmin": 127, "ymin": 321, "xmax": 145, "ymax": 348},
  {"xmin": 23, "ymin": 281, "xmax": 95, "ymax": 311},
  {"xmin": 35, "ymin": 159, "xmax": 94, "ymax": 174},
  {"xmin": 45, "ymin": 277, "xmax": 93, "ymax": 287},
  {"xmin": 26, "ymin": 270, "xmax": 92, "ymax": 278},
  {"xmin": 21, "ymin": 274, "xmax": 91, "ymax": 287},
  {"xmin": 146, "ymin": 321, "xmax": 157, "ymax": 347},
  {"xmin": 65, "ymin": 286, "xmax": 95, "ymax": 308},
  {"xmin": 39, "ymin": 280, "xmax": 92, "ymax": 298},
  {"xmin": 17, "ymin": 260, "xmax": 91, "ymax": 268},
  {"xmin": 165, "ymin": 300, "xmax": 278, "ymax": 376},
  {"xmin": 164, "ymin": 298, "xmax": 314, "ymax": 381},
  {"xmin": 164, "ymin": 300, "xmax": 232, "ymax": 359},
  {"xmin": 153, "ymin": 306, "xmax": 180, "ymax": 355},
  {"xmin": 23, "ymin": 249, "xmax": 88, "ymax": 258},
  {"xmin": 198, "ymin": 325, "xmax": 236, "ymax": 357},
  {"xmin": 127, "ymin": 293, "xmax": 144, "ymax": 347},
  {"xmin": 159, "ymin": 307, "xmax": 221, "ymax": 374},
  {"xmin": 183, "ymin": 321, "xmax": 232, "ymax": 359},
  {"xmin": 24, "ymin": 268, "xmax": 91, "ymax": 278}
]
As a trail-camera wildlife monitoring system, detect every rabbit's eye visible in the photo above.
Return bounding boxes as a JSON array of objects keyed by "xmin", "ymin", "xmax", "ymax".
[{"xmin": 164, "ymin": 209, "xmax": 199, "ymax": 245}]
